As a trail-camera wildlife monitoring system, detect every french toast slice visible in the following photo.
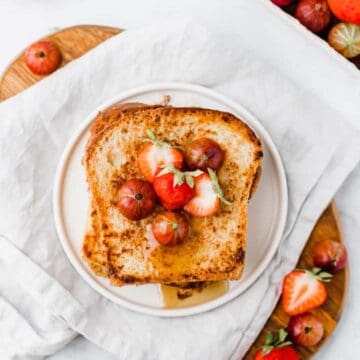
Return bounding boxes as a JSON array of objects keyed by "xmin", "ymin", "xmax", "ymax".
[
  {"xmin": 82, "ymin": 104, "xmax": 158, "ymax": 275},
  {"xmin": 84, "ymin": 107, "xmax": 262, "ymax": 285},
  {"xmin": 82, "ymin": 198, "xmax": 108, "ymax": 276}
]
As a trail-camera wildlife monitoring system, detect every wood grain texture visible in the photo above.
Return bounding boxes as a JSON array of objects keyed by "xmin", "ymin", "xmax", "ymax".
[
  {"xmin": 0, "ymin": 25, "xmax": 348, "ymax": 360},
  {"xmin": 0, "ymin": 25, "xmax": 121, "ymax": 101}
]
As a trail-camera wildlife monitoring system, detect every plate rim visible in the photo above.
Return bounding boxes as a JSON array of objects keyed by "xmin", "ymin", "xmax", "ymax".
[{"xmin": 53, "ymin": 82, "xmax": 288, "ymax": 317}]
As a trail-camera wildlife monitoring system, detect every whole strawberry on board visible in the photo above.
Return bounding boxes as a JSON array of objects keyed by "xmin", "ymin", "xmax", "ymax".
[
  {"xmin": 138, "ymin": 130, "xmax": 184, "ymax": 182},
  {"xmin": 254, "ymin": 329, "xmax": 299, "ymax": 360},
  {"xmin": 281, "ymin": 268, "xmax": 332, "ymax": 316}
]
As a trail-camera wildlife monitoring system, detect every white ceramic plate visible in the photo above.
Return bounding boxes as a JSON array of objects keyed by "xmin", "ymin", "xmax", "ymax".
[{"xmin": 53, "ymin": 83, "xmax": 288, "ymax": 317}]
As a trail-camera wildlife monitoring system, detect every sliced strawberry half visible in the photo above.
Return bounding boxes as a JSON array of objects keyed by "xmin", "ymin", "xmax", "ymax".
[
  {"xmin": 281, "ymin": 268, "xmax": 332, "ymax": 316},
  {"xmin": 138, "ymin": 130, "xmax": 183, "ymax": 182},
  {"xmin": 184, "ymin": 168, "xmax": 231, "ymax": 217}
]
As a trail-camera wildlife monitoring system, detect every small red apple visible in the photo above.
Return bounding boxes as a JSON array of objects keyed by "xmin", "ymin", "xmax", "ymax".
[{"xmin": 24, "ymin": 40, "xmax": 62, "ymax": 75}]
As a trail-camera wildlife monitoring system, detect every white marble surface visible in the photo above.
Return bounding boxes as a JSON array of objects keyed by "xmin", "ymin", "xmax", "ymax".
[{"xmin": 0, "ymin": 1, "xmax": 359, "ymax": 359}]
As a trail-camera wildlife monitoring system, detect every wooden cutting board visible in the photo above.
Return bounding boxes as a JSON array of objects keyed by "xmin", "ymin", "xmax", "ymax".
[{"xmin": 0, "ymin": 25, "xmax": 348, "ymax": 360}]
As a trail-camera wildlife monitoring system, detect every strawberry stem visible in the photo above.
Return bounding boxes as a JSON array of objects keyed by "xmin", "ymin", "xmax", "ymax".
[
  {"xmin": 208, "ymin": 168, "xmax": 231, "ymax": 205},
  {"xmin": 300, "ymin": 267, "xmax": 333, "ymax": 282},
  {"xmin": 158, "ymin": 164, "xmax": 203, "ymax": 188},
  {"xmin": 141, "ymin": 130, "xmax": 182, "ymax": 150},
  {"xmin": 169, "ymin": 222, "xmax": 178, "ymax": 231},
  {"xmin": 261, "ymin": 329, "xmax": 292, "ymax": 356}
]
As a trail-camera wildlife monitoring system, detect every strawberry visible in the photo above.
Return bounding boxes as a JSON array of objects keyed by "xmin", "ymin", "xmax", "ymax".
[
  {"xmin": 281, "ymin": 268, "xmax": 332, "ymax": 316},
  {"xmin": 138, "ymin": 130, "xmax": 184, "ymax": 182},
  {"xmin": 184, "ymin": 168, "xmax": 231, "ymax": 217},
  {"xmin": 254, "ymin": 329, "xmax": 298, "ymax": 360},
  {"xmin": 24, "ymin": 40, "xmax": 62, "ymax": 75},
  {"xmin": 153, "ymin": 165, "xmax": 203, "ymax": 210}
]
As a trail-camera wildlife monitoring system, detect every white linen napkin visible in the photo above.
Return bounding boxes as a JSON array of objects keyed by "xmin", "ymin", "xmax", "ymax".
[{"xmin": 1, "ymin": 15, "xmax": 360, "ymax": 360}]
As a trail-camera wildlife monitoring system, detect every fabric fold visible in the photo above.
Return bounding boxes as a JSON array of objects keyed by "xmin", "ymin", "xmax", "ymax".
[{"xmin": 0, "ymin": 15, "xmax": 360, "ymax": 360}]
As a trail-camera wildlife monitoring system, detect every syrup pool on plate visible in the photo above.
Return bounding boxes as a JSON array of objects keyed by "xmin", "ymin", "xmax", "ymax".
[{"xmin": 161, "ymin": 281, "xmax": 229, "ymax": 308}]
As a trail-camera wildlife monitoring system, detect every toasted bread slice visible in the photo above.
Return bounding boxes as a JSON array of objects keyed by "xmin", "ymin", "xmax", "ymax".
[
  {"xmin": 82, "ymin": 104, "xmax": 155, "ymax": 276},
  {"xmin": 84, "ymin": 107, "xmax": 262, "ymax": 285},
  {"xmin": 82, "ymin": 106, "xmax": 262, "ymax": 281},
  {"xmin": 82, "ymin": 198, "xmax": 108, "ymax": 276}
]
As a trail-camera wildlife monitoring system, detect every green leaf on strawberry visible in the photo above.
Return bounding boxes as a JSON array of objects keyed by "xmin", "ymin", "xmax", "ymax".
[
  {"xmin": 208, "ymin": 168, "xmax": 231, "ymax": 205},
  {"xmin": 303, "ymin": 267, "xmax": 333, "ymax": 283},
  {"xmin": 158, "ymin": 164, "xmax": 203, "ymax": 188},
  {"xmin": 140, "ymin": 130, "xmax": 170, "ymax": 148},
  {"xmin": 262, "ymin": 329, "xmax": 292, "ymax": 356},
  {"xmin": 141, "ymin": 130, "xmax": 182, "ymax": 150},
  {"xmin": 138, "ymin": 132, "xmax": 184, "ymax": 182}
]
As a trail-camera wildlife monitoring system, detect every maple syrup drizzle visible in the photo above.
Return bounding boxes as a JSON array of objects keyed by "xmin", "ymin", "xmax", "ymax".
[{"xmin": 161, "ymin": 281, "xmax": 229, "ymax": 309}]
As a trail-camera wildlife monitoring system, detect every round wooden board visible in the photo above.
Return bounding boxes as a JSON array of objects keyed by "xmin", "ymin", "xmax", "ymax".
[
  {"xmin": 0, "ymin": 25, "xmax": 120, "ymax": 99},
  {"xmin": 0, "ymin": 25, "xmax": 348, "ymax": 359},
  {"xmin": 245, "ymin": 203, "xmax": 348, "ymax": 359}
]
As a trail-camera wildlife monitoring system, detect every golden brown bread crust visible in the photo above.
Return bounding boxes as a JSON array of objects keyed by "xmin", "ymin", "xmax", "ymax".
[
  {"xmin": 89, "ymin": 103, "xmax": 161, "ymax": 135},
  {"xmin": 83, "ymin": 104, "xmax": 155, "ymax": 276},
  {"xmin": 82, "ymin": 200, "xmax": 108, "ymax": 276},
  {"xmin": 87, "ymin": 103, "xmax": 164, "ymax": 149},
  {"xmin": 83, "ymin": 104, "xmax": 162, "ymax": 276},
  {"xmin": 83, "ymin": 106, "xmax": 262, "ymax": 286}
]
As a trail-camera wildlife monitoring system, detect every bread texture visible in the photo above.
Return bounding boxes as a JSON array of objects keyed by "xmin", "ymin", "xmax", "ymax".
[
  {"xmin": 82, "ymin": 198, "xmax": 108, "ymax": 276},
  {"xmin": 83, "ymin": 106, "xmax": 262, "ymax": 286}
]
